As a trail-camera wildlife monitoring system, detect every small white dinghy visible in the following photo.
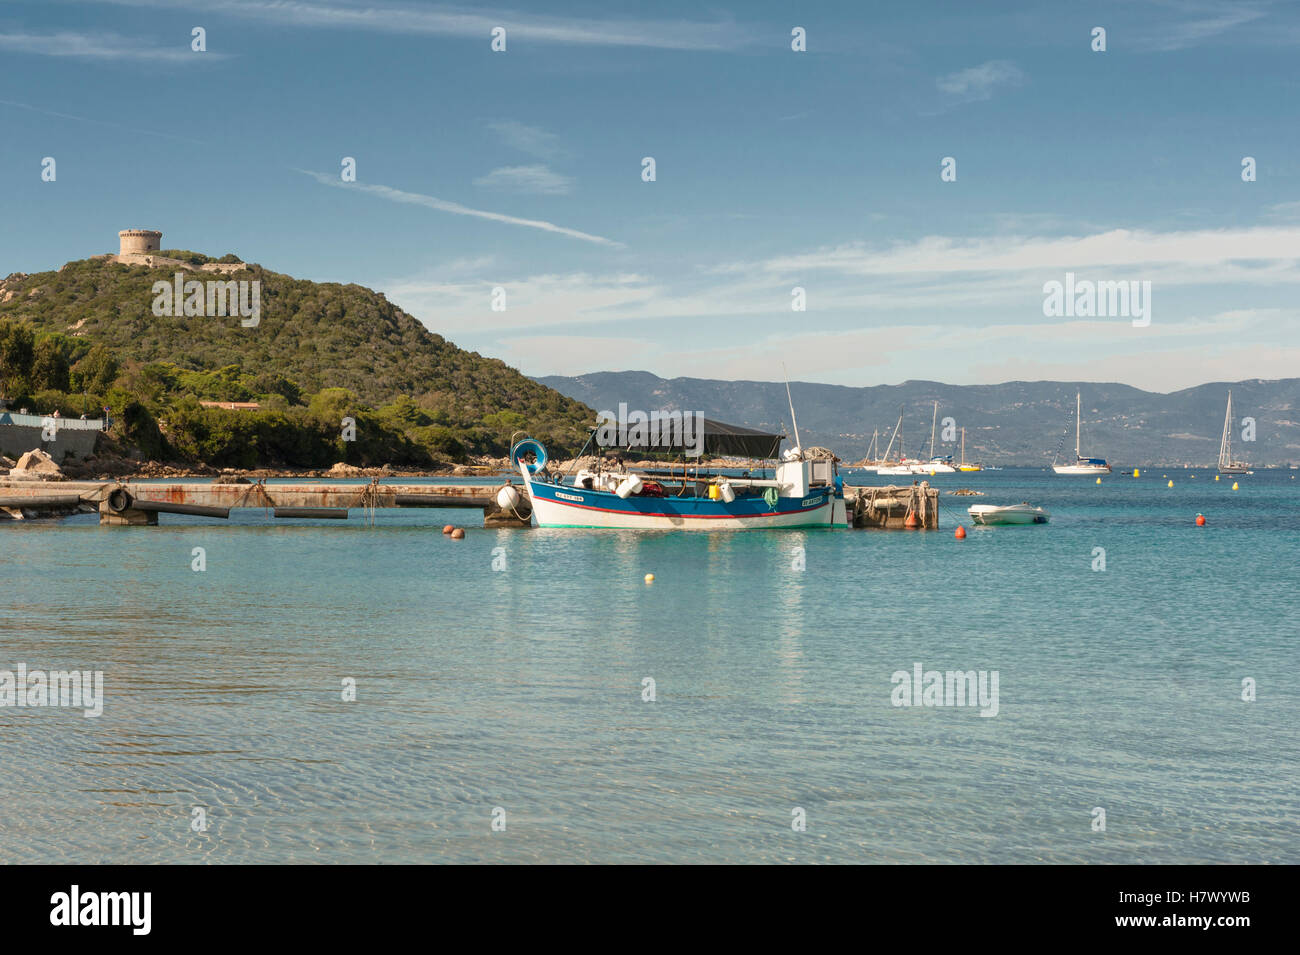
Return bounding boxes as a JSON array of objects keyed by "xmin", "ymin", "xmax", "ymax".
[{"xmin": 967, "ymin": 503, "xmax": 1051, "ymax": 525}]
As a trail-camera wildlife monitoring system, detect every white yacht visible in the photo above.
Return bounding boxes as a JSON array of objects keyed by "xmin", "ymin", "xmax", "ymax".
[{"xmin": 1052, "ymin": 391, "xmax": 1110, "ymax": 475}]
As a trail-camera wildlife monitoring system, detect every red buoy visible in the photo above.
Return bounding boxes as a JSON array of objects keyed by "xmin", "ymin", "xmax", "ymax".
[
  {"xmin": 442, "ymin": 524, "xmax": 454, "ymax": 535},
  {"xmin": 450, "ymin": 527, "xmax": 465, "ymax": 539},
  {"xmin": 904, "ymin": 510, "xmax": 921, "ymax": 529},
  {"xmin": 1195, "ymin": 513, "xmax": 1206, "ymax": 526},
  {"xmin": 954, "ymin": 525, "xmax": 966, "ymax": 539}
]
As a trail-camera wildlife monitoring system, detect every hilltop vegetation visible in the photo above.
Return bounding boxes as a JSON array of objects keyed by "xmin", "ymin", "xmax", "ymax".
[{"xmin": 0, "ymin": 256, "xmax": 593, "ymax": 468}]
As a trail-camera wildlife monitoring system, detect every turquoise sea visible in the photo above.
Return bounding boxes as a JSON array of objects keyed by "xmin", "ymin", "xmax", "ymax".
[{"xmin": 1, "ymin": 468, "xmax": 1296, "ymax": 863}]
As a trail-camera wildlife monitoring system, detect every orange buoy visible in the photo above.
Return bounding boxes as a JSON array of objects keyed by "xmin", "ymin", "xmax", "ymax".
[
  {"xmin": 1195, "ymin": 513, "xmax": 1206, "ymax": 526},
  {"xmin": 450, "ymin": 527, "xmax": 465, "ymax": 539},
  {"xmin": 954, "ymin": 525, "xmax": 966, "ymax": 539},
  {"xmin": 904, "ymin": 510, "xmax": 921, "ymax": 529},
  {"xmin": 442, "ymin": 524, "xmax": 454, "ymax": 535}
]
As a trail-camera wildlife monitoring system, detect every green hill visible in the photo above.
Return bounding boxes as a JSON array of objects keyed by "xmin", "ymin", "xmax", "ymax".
[{"xmin": 0, "ymin": 255, "xmax": 592, "ymax": 468}]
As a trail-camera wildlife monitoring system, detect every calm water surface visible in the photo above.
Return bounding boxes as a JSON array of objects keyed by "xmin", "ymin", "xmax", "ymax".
[{"xmin": 1, "ymin": 468, "xmax": 1297, "ymax": 863}]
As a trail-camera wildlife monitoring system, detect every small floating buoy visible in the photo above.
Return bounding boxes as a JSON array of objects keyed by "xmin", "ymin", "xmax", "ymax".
[
  {"xmin": 954, "ymin": 525, "xmax": 966, "ymax": 539},
  {"xmin": 450, "ymin": 527, "xmax": 465, "ymax": 539},
  {"xmin": 1095, "ymin": 477, "xmax": 1102, "ymax": 484},
  {"xmin": 1232, "ymin": 482, "xmax": 1239, "ymax": 490},
  {"xmin": 1133, "ymin": 468, "xmax": 1140, "ymax": 477},
  {"xmin": 1214, "ymin": 475, "xmax": 1220, "ymax": 481},
  {"xmin": 1196, "ymin": 513, "xmax": 1206, "ymax": 526},
  {"xmin": 442, "ymin": 524, "xmax": 454, "ymax": 534},
  {"xmin": 644, "ymin": 573, "xmax": 655, "ymax": 584},
  {"xmin": 1167, "ymin": 480, "xmax": 1174, "ymax": 488}
]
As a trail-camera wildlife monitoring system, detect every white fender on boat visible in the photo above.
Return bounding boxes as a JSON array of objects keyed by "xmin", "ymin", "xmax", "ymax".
[
  {"xmin": 615, "ymin": 475, "xmax": 643, "ymax": 499},
  {"xmin": 496, "ymin": 485, "xmax": 521, "ymax": 510}
]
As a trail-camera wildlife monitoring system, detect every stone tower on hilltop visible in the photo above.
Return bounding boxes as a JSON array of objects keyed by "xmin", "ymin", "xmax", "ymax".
[
  {"xmin": 118, "ymin": 229, "xmax": 162, "ymax": 256},
  {"xmin": 108, "ymin": 228, "xmax": 246, "ymax": 273}
]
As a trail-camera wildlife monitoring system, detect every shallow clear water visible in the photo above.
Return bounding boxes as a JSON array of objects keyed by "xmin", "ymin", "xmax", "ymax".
[{"xmin": 2, "ymin": 468, "xmax": 1297, "ymax": 863}]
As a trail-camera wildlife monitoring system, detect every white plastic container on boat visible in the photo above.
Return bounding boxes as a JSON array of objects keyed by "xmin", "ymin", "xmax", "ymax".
[
  {"xmin": 718, "ymin": 481, "xmax": 736, "ymax": 503},
  {"xmin": 615, "ymin": 475, "xmax": 643, "ymax": 499}
]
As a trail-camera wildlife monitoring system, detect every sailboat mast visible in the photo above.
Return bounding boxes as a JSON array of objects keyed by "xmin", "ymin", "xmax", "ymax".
[
  {"xmin": 961, "ymin": 427, "xmax": 966, "ymax": 467},
  {"xmin": 1221, "ymin": 391, "xmax": 1233, "ymax": 466},
  {"xmin": 882, "ymin": 409, "xmax": 902, "ymax": 462},
  {"xmin": 1075, "ymin": 391, "xmax": 1082, "ymax": 459},
  {"xmin": 929, "ymin": 401, "xmax": 938, "ymax": 460}
]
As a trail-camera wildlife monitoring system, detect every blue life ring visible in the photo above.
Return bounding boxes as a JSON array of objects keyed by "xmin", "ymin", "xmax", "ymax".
[{"xmin": 511, "ymin": 438, "xmax": 548, "ymax": 473}]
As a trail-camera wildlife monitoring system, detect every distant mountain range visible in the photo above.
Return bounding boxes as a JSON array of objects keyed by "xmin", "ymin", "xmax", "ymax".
[{"xmin": 533, "ymin": 371, "xmax": 1300, "ymax": 466}]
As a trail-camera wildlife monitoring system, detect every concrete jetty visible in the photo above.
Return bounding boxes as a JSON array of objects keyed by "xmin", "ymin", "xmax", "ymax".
[{"xmin": 0, "ymin": 478, "xmax": 533, "ymax": 527}]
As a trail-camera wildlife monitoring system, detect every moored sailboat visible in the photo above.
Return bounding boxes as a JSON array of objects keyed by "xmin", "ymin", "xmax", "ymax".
[
  {"xmin": 957, "ymin": 427, "xmax": 982, "ymax": 471},
  {"xmin": 910, "ymin": 401, "xmax": 956, "ymax": 473},
  {"xmin": 1052, "ymin": 390, "xmax": 1110, "ymax": 475},
  {"xmin": 1218, "ymin": 390, "xmax": 1251, "ymax": 474}
]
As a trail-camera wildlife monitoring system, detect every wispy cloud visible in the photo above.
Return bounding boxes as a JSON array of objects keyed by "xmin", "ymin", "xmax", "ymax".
[
  {"xmin": 757, "ymin": 227, "xmax": 1300, "ymax": 277},
  {"xmin": 388, "ymin": 270, "xmax": 657, "ymax": 332},
  {"xmin": 0, "ymin": 97, "xmax": 207, "ymax": 143},
  {"xmin": 487, "ymin": 120, "xmax": 565, "ymax": 160},
  {"xmin": 935, "ymin": 60, "xmax": 1025, "ymax": 102},
  {"xmin": 84, "ymin": 0, "xmax": 753, "ymax": 51},
  {"xmin": 1136, "ymin": 5, "xmax": 1267, "ymax": 52},
  {"xmin": 0, "ymin": 30, "xmax": 226, "ymax": 62},
  {"xmin": 473, "ymin": 164, "xmax": 573, "ymax": 195},
  {"xmin": 298, "ymin": 170, "xmax": 621, "ymax": 246}
]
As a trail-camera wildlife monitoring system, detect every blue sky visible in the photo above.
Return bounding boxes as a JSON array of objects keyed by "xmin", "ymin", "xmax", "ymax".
[{"xmin": 2, "ymin": 0, "xmax": 1299, "ymax": 391}]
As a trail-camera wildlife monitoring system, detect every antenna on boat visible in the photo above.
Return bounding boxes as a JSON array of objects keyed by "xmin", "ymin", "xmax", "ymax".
[{"xmin": 782, "ymin": 364, "xmax": 803, "ymax": 454}]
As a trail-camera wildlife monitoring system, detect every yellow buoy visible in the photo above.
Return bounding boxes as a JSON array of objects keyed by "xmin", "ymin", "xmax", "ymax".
[
  {"xmin": 1095, "ymin": 477, "xmax": 1101, "ymax": 484},
  {"xmin": 644, "ymin": 573, "xmax": 655, "ymax": 584},
  {"xmin": 1167, "ymin": 480, "xmax": 1174, "ymax": 488},
  {"xmin": 1232, "ymin": 482, "xmax": 1239, "ymax": 490},
  {"xmin": 1133, "ymin": 468, "xmax": 1140, "ymax": 477},
  {"xmin": 1215, "ymin": 475, "xmax": 1220, "ymax": 481}
]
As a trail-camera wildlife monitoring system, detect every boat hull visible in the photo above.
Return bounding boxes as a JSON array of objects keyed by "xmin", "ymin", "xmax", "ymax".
[
  {"xmin": 968, "ymin": 504, "xmax": 1050, "ymax": 525},
  {"xmin": 1053, "ymin": 464, "xmax": 1110, "ymax": 475},
  {"xmin": 523, "ymin": 477, "xmax": 838, "ymax": 530}
]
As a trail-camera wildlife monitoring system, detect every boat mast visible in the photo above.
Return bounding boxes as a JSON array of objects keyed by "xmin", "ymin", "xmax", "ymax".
[
  {"xmin": 881, "ymin": 407, "xmax": 903, "ymax": 462},
  {"xmin": 1075, "ymin": 390, "xmax": 1082, "ymax": 460},
  {"xmin": 782, "ymin": 365, "xmax": 802, "ymax": 454},
  {"xmin": 961, "ymin": 427, "xmax": 966, "ymax": 467},
  {"xmin": 929, "ymin": 401, "xmax": 938, "ymax": 460},
  {"xmin": 1220, "ymin": 391, "xmax": 1233, "ymax": 467}
]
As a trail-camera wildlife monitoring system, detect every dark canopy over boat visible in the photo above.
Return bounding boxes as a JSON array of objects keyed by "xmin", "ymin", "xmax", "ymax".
[{"xmin": 593, "ymin": 416, "xmax": 785, "ymax": 459}]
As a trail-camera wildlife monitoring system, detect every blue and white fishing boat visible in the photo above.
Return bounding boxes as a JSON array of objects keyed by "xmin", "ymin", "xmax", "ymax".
[{"xmin": 511, "ymin": 417, "xmax": 847, "ymax": 531}]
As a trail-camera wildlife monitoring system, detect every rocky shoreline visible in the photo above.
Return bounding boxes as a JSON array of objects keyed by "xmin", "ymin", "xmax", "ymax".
[
  {"xmin": 1, "ymin": 451, "xmax": 516, "ymax": 482},
  {"xmin": 3, "ymin": 450, "xmax": 782, "ymax": 483}
]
